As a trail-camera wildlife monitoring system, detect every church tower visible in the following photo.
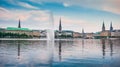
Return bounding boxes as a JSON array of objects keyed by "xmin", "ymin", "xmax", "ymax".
[
  {"xmin": 59, "ymin": 18, "xmax": 62, "ymax": 33},
  {"xmin": 18, "ymin": 19, "xmax": 21, "ymax": 28},
  {"xmin": 82, "ymin": 28, "xmax": 85, "ymax": 38},
  {"xmin": 110, "ymin": 22, "xmax": 113, "ymax": 32},
  {"xmin": 102, "ymin": 21, "xmax": 105, "ymax": 32}
]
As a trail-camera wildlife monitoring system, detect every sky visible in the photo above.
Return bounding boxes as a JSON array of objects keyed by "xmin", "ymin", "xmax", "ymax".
[{"xmin": 0, "ymin": 0, "xmax": 120, "ymax": 33}]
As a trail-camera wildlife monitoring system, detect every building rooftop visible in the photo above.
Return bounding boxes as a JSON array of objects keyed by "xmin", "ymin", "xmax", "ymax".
[
  {"xmin": 62, "ymin": 30, "xmax": 73, "ymax": 32},
  {"xmin": 6, "ymin": 27, "xmax": 31, "ymax": 31},
  {"xmin": 113, "ymin": 29, "xmax": 120, "ymax": 32},
  {"xmin": 0, "ymin": 28, "xmax": 5, "ymax": 30},
  {"xmin": 94, "ymin": 32, "xmax": 101, "ymax": 34}
]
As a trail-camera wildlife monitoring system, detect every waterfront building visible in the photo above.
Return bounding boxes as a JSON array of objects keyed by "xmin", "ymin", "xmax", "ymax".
[
  {"xmin": 111, "ymin": 30, "xmax": 120, "ymax": 38},
  {"xmin": 100, "ymin": 30, "xmax": 110, "ymax": 37},
  {"xmin": 55, "ymin": 18, "xmax": 74, "ymax": 38},
  {"xmin": 32, "ymin": 30, "xmax": 41, "ymax": 38},
  {"xmin": 0, "ymin": 28, "xmax": 5, "ymax": 32},
  {"xmin": 94, "ymin": 22, "xmax": 120, "ymax": 39},
  {"xmin": 5, "ymin": 19, "xmax": 33, "ymax": 36},
  {"xmin": 93, "ymin": 32, "xmax": 101, "ymax": 39},
  {"xmin": 5, "ymin": 27, "xmax": 33, "ymax": 36},
  {"xmin": 55, "ymin": 30, "xmax": 73, "ymax": 38},
  {"xmin": 73, "ymin": 32, "xmax": 82, "ymax": 38},
  {"xmin": 40, "ymin": 30, "xmax": 47, "ymax": 38},
  {"xmin": 61, "ymin": 30, "xmax": 73, "ymax": 38},
  {"xmin": 85, "ymin": 33, "xmax": 94, "ymax": 39},
  {"xmin": 109, "ymin": 22, "xmax": 120, "ymax": 38},
  {"xmin": 100, "ymin": 22, "xmax": 111, "ymax": 38},
  {"xmin": 0, "ymin": 19, "xmax": 40, "ymax": 38}
]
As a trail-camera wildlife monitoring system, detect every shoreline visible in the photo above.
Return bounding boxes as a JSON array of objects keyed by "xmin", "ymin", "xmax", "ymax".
[{"xmin": 0, "ymin": 38, "xmax": 119, "ymax": 41}]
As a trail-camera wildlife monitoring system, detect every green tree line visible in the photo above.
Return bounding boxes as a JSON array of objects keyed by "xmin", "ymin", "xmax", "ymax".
[{"xmin": 0, "ymin": 32, "xmax": 32, "ymax": 38}]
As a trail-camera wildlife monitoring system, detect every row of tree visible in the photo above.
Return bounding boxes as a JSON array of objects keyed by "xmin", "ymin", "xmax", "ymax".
[{"xmin": 0, "ymin": 32, "xmax": 32, "ymax": 38}]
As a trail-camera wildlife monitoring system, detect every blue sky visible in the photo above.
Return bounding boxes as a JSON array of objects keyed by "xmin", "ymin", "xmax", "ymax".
[{"xmin": 0, "ymin": 0, "xmax": 120, "ymax": 32}]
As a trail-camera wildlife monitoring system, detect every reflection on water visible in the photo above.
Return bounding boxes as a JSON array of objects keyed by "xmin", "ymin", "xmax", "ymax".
[
  {"xmin": 109, "ymin": 39, "xmax": 113, "ymax": 57},
  {"xmin": 0, "ymin": 39, "xmax": 120, "ymax": 67},
  {"xmin": 18, "ymin": 41, "xmax": 20, "ymax": 59},
  {"xmin": 0, "ymin": 40, "xmax": 52, "ymax": 67},
  {"xmin": 101, "ymin": 39, "xmax": 114, "ymax": 59},
  {"xmin": 101, "ymin": 39, "xmax": 105, "ymax": 59},
  {"xmin": 82, "ymin": 39, "xmax": 84, "ymax": 55},
  {"xmin": 54, "ymin": 39, "xmax": 120, "ymax": 67},
  {"xmin": 58, "ymin": 40, "xmax": 62, "ymax": 61}
]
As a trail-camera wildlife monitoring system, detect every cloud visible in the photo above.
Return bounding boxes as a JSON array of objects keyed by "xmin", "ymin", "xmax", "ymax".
[
  {"xmin": 102, "ymin": 4, "xmax": 120, "ymax": 15},
  {"xmin": 0, "ymin": 7, "xmax": 30, "ymax": 21},
  {"xmin": 81, "ymin": 0, "xmax": 120, "ymax": 14},
  {"xmin": 63, "ymin": 3, "xmax": 70, "ymax": 7},
  {"xmin": 29, "ymin": 0, "xmax": 120, "ymax": 14},
  {"xmin": 0, "ymin": 7, "xmax": 9, "ymax": 12},
  {"xmin": 0, "ymin": 7, "xmax": 52, "ymax": 29},
  {"xmin": 2, "ymin": 0, "xmax": 120, "ymax": 14},
  {"xmin": 3, "ymin": 0, "xmax": 39, "ymax": 9},
  {"xmin": 62, "ymin": 0, "xmax": 120, "ymax": 14},
  {"xmin": 18, "ymin": 2, "xmax": 39, "ymax": 9},
  {"xmin": 0, "ymin": 7, "xmax": 50, "ymax": 21}
]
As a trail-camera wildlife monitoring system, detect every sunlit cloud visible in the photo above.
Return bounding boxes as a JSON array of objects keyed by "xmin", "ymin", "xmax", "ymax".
[
  {"xmin": 0, "ymin": 7, "xmax": 51, "ymax": 29},
  {"xmin": 0, "ymin": 7, "xmax": 9, "ymax": 12},
  {"xmin": 18, "ymin": 2, "xmax": 39, "ymax": 9},
  {"xmin": 0, "ymin": 7, "xmax": 30, "ymax": 21},
  {"xmin": 102, "ymin": 5, "xmax": 120, "ymax": 15},
  {"xmin": 29, "ymin": 0, "xmax": 120, "ymax": 14},
  {"xmin": 0, "ymin": 7, "xmax": 49, "ymax": 21},
  {"xmin": 63, "ymin": 3, "xmax": 70, "ymax": 7},
  {"xmin": 1, "ymin": 0, "xmax": 39, "ymax": 9}
]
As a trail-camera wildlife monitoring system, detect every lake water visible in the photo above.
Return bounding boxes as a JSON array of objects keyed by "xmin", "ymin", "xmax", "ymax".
[{"xmin": 0, "ymin": 39, "xmax": 120, "ymax": 67}]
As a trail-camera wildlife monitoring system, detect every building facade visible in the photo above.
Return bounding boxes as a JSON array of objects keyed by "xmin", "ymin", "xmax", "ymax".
[
  {"xmin": 111, "ymin": 30, "xmax": 120, "ymax": 38},
  {"xmin": 0, "ymin": 20, "xmax": 40, "ymax": 38}
]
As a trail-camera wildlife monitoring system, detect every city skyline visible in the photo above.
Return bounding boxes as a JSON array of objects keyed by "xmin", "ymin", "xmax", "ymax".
[{"xmin": 0, "ymin": 0, "xmax": 120, "ymax": 33}]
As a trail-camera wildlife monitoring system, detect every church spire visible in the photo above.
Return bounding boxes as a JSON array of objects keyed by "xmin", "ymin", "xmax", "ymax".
[
  {"xmin": 102, "ymin": 21, "xmax": 105, "ymax": 32},
  {"xmin": 18, "ymin": 19, "xmax": 21, "ymax": 28},
  {"xmin": 82, "ymin": 28, "xmax": 85, "ymax": 38},
  {"xmin": 82, "ymin": 28, "xmax": 84, "ymax": 34},
  {"xmin": 110, "ymin": 21, "xmax": 113, "ymax": 32},
  {"xmin": 59, "ymin": 18, "xmax": 62, "ymax": 32}
]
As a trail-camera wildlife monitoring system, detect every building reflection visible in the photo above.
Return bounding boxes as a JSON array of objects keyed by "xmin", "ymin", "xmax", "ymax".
[
  {"xmin": 17, "ymin": 41, "xmax": 21, "ymax": 59},
  {"xmin": 101, "ymin": 39, "xmax": 106, "ymax": 59},
  {"xmin": 109, "ymin": 39, "xmax": 113, "ymax": 57},
  {"xmin": 82, "ymin": 39, "xmax": 84, "ymax": 53},
  {"xmin": 58, "ymin": 40, "xmax": 62, "ymax": 61}
]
